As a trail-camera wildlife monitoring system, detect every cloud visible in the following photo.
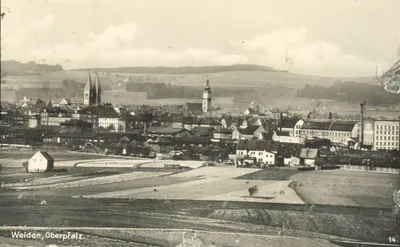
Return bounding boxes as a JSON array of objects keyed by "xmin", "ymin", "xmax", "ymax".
[
  {"xmin": 88, "ymin": 22, "xmax": 137, "ymax": 50},
  {"xmin": 2, "ymin": 14, "xmax": 56, "ymax": 58},
  {"xmin": 234, "ymin": 27, "xmax": 388, "ymax": 77},
  {"xmin": 28, "ymin": 22, "xmax": 248, "ymax": 68}
]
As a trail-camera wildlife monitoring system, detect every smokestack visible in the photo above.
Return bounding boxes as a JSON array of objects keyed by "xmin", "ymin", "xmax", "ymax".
[
  {"xmin": 360, "ymin": 103, "xmax": 364, "ymax": 150},
  {"xmin": 143, "ymin": 122, "xmax": 147, "ymax": 136},
  {"xmin": 329, "ymin": 112, "xmax": 333, "ymax": 120}
]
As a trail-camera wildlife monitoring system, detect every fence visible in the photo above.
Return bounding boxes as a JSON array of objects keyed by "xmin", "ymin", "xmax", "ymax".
[{"xmin": 340, "ymin": 165, "xmax": 399, "ymax": 174}]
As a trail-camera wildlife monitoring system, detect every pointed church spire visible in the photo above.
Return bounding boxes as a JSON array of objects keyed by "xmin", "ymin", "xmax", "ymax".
[
  {"xmin": 94, "ymin": 71, "xmax": 101, "ymax": 106},
  {"xmin": 84, "ymin": 72, "xmax": 93, "ymax": 106},
  {"xmin": 85, "ymin": 72, "xmax": 92, "ymax": 88}
]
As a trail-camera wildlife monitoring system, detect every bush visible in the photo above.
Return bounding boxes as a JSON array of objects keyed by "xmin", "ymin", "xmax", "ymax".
[{"xmin": 248, "ymin": 185, "xmax": 259, "ymax": 196}]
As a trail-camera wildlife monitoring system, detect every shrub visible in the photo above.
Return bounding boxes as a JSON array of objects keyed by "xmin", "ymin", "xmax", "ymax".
[{"xmin": 248, "ymin": 185, "xmax": 259, "ymax": 196}]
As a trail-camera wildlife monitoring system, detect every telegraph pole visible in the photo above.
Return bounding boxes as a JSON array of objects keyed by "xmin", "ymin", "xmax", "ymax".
[
  {"xmin": 398, "ymin": 116, "xmax": 400, "ymax": 151},
  {"xmin": 359, "ymin": 102, "xmax": 365, "ymax": 151}
]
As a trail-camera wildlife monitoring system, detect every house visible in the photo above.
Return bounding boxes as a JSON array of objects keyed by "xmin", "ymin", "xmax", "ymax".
[
  {"xmin": 279, "ymin": 117, "xmax": 304, "ymax": 137},
  {"xmin": 272, "ymin": 131, "xmax": 305, "ymax": 144},
  {"xmin": 40, "ymin": 108, "xmax": 73, "ymax": 127},
  {"xmin": 146, "ymin": 127, "xmax": 194, "ymax": 138},
  {"xmin": 71, "ymin": 107, "xmax": 98, "ymax": 125},
  {"xmin": 28, "ymin": 116, "xmax": 40, "ymax": 128},
  {"xmin": 27, "ymin": 151, "xmax": 54, "ymax": 172},
  {"xmin": 147, "ymin": 137, "xmax": 174, "ymax": 153},
  {"xmin": 236, "ymin": 140, "xmax": 277, "ymax": 165},
  {"xmin": 96, "ymin": 107, "xmax": 125, "ymax": 132},
  {"xmin": 296, "ymin": 148, "xmax": 319, "ymax": 166},
  {"xmin": 232, "ymin": 125, "xmax": 266, "ymax": 140},
  {"xmin": 191, "ymin": 126, "xmax": 215, "ymax": 138},
  {"xmin": 212, "ymin": 128, "xmax": 233, "ymax": 140},
  {"xmin": 220, "ymin": 115, "xmax": 242, "ymax": 129},
  {"xmin": 60, "ymin": 119, "xmax": 93, "ymax": 133},
  {"xmin": 152, "ymin": 115, "xmax": 184, "ymax": 129},
  {"xmin": 183, "ymin": 117, "xmax": 222, "ymax": 131},
  {"xmin": 185, "ymin": 103, "xmax": 203, "ymax": 116},
  {"xmin": 276, "ymin": 143, "xmax": 304, "ymax": 166},
  {"xmin": 59, "ymin": 98, "xmax": 71, "ymax": 106}
]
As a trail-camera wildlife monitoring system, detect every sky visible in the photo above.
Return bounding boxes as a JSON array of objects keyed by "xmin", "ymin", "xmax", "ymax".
[{"xmin": 1, "ymin": 0, "xmax": 400, "ymax": 77}]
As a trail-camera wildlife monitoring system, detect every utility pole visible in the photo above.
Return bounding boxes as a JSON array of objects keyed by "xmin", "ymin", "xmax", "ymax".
[
  {"xmin": 398, "ymin": 116, "xmax": 400, "ymax": 151},
  {"xmin": 359, "ymin": 102, "xmax": 364, "ymax": 151}
]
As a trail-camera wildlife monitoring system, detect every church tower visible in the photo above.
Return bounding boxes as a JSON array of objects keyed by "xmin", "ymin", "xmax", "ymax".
[
  {"xmin": 94, "ymin": 72, "xmax": 102, "ymax": 106},
  {"xmin": 202, "ymin": 79, "xmax": 212, "ymax": 113},
  {"xmin": 83, "ymin": 72, "xmax": 93, "ymax": 106},
  {"xmin": 83, "ymin": 71, "xmax": 102, "ymax": 106}
]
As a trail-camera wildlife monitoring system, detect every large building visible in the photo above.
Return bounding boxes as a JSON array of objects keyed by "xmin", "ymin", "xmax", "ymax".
[
  {"xmin": 84, "ymin": 72, "xmax": 102, "ymax": 106},
  {"xmin": 202, "ymin": 79, "xmax": 212, "ymax": 113},
  {"xmin": 372, "ymin": 120, "xmax": 399, "ymax": 151},
  {"xmin": 299, "ymin": 120, "xmax": 360, "ymax": 145}
]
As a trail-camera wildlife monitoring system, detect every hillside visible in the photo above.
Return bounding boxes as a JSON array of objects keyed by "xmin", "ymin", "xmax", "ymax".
[
  {"xmin": 297, "ymin": 81, "xmax": 400, "ymax": 106},
  {"xmin": 1, "ymin": 60, "xmax": 63, "ymax": 77},
  {"xmin": 74, "ymin": 64, "xmax": 281, "ymax": 74}
]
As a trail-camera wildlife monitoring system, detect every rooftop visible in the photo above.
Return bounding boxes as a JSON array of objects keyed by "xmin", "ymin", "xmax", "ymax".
[{"xmin": 237, "ymin": 139, "xmax": 278, "ymax": 152}]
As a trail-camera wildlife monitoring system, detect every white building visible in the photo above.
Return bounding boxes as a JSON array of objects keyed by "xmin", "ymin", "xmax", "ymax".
[
  {"xmin": 27, "ymin": 151, "xmax": 54, "ymax": 173},
  {"xmin": 279, "ymin": 118, "xmax": 304, "ymax": 137},
  {"xmin": 272, "ymin": 131, "xmax": 305, "ymax": 144},
  {"xmin": 236, "ymin": 140, "xmax": 277, "ymax": 165},
  {"xmin": 373, "ymin": 120, "xmax": 400, "ymax": 151},
  {"xmin": 97, "ymin": 107, "xmax": 126, "ymax": 132}
]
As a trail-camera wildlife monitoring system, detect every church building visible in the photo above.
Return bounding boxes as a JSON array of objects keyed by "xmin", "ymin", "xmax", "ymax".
[
  {"xmin": 202, "ymin": 79, "xmax": 212, "ymax": 113},
  {"xmin": 84, "ymin": 72, "xmax": 102, "ymax": 106}
]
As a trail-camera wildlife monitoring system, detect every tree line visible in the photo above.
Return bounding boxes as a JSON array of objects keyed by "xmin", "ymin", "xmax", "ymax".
[{"xmin": 296, "ymin": 81, "xmax": 400, "ymax": 106}]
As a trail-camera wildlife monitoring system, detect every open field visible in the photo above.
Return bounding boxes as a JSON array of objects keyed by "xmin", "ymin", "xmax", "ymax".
[
  {"xmin": 0, "ymin": 197, "xmax": 397, "ymax": 244},
  {"xmin": 0, "ymin": 228, "xmax": 356, "ymax": 247},
  {"xmin": 0, "ymin": 158, "xmax": 399, "ymax": 244},
  {"xmin": 2, "ymin": 70, "xmax": 379, "ymax": 89},
  {"xmin": 288, "ymin": 169, "xmax": 400, "ymax": 208}
]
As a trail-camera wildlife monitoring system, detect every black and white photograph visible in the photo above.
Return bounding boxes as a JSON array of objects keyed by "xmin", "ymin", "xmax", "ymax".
[{"xmin": 0, "ymin": 0, "xmax": 400, "ymax": 246}]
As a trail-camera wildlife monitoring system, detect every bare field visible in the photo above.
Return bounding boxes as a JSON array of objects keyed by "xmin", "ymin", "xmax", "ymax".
[
  {"xmin": 0, "ymin": 197, "xmax": 397, "ymax": 244},
  {"xmin": 288, "ymin": 169, "xmax": 400, "ymax": 208},
  {"xmin": 0, "ymin": 228, "xmax": 345, "ymax": 247}
]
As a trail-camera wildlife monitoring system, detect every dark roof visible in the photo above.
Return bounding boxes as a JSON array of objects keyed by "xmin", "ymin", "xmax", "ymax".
[
  {"xmin": 60, "ymin": 119, "xmax": 93, "ymax": 127},
  {"xmin": 147, "ymin": 127, "xmax": 192, "ymax": 135},
  {"xmin": 38, "ymin": 151, "xmax": 54, "ymax": 161},
  {"xmin": 94, "ymin": 107, "xmax": 120, "ymax": 118},
  {"xmin": 299, "ymin": 148, "xmax": 319, "ymax": 159},
  {"xmin": 238, "ymin": 126, "xmax": 261, "ymax": 135},
  {"xmin": 246, "ymin": 108, "xmax": 256, "ymax": 114},
  {"xmin": 280, "ymin": 117, "xmax": 301, "ymax": 128},
  {"xmin": 152, "ymin": 115, "xmax": 183, "ymax": 122},
  {"xmin": 168, "ymin": 137, "xmax": 211, "ymax": 145},
  {"xmin": 302, "ymin": 120, "xmax": 358, "ymax": 131},
  {"xmin": 275, "ymin": 131, "xmax": 290, "ymax": 136},
  {"xmin": 277, "ymin": 143, "xmax": 303, "ymax": 158},
  {"xmin": 186, "ymin": 103, "xmax": 203, "ymax": 114},
  {"xmin": 183, "ymin": 117, "xmax": 220, "ymax": 125},
  {"xmin": 237, "ymin": 140, "xmax": 278, "ymax": 152},
  {"xmin": 221, "ymin": 116, "xmax": 242, "ymax": 127},
  {"xmin": 192, "ymin": 126, "xmax": 215, "ymax": 136},
  {"xmin": 213, "ymin": 128, "xmax": 233, "ymax": 134},
  {"xmin": 124, "ymin": 114, "xmax": 153, "ymax": 122}
]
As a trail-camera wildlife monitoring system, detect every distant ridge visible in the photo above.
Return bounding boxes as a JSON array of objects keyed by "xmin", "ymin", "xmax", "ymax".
[
  {"xmin": 1, "ymin": 60, "xmax": 63, "ymax": 76},
  {"xmin": 72, "ymin": 64, "xmax": 286, "ymax": 74}
]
